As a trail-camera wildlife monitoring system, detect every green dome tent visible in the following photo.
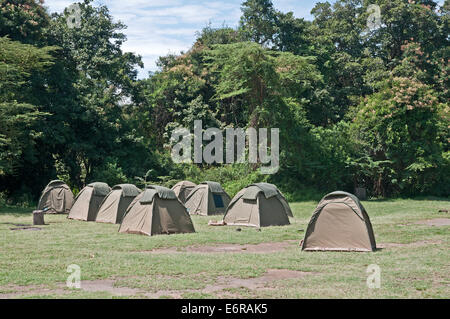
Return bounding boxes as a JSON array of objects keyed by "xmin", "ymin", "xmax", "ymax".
[
  {"xmin": 223, "ymin": 183, "xmax": 292, "ymax": 227},
  {"xmin": 301, "ymin": 191, "xmax": 377, "ymax": 252},
  {"xmin": 184, "ymin": 181, "xmax": 231, "ymax": 216},
  {"xmin": 119, "ymin": 185, "xmax": 195, "ymax": 236},
  {"xmin": 171, "ymin": 181, "xmax": 197, "ymax": 204},
  {"xmin": 68, "ymin": 182, "xmax": 111, "ymax": 222},
  {"xmin": 37, "ymin": 180, "xmax": 74, "ymax": 214},
  {"xmin": 96, "ymin": 184, "xmax": 141, "ymax": 224}
]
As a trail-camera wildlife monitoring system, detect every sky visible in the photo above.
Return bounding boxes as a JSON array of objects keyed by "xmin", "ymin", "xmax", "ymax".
[{"xmin": 42, "ymin": 0, "xmax": 444, "ymax": 78}]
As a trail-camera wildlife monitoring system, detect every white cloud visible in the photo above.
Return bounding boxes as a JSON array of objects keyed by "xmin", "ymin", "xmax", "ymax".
[
  {"xmin": 122, "ymin": 36, "xmax": 191, "ymax": 56},
  {"xmin": 43, "ymin": 0, "xmax": 74, "ymax": 12},
  {"xmin": 137, "ymin": 5, "xmax": 220, "ymax": 23},
  {"xmin": 273, "ymin": 0, "xmax": 316, "ymax": 20}
]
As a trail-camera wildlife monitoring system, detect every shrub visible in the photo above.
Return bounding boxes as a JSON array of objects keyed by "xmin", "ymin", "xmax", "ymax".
[{"xmin": 90, "ymin": 159, "xmax": 129, "ymax": 187}]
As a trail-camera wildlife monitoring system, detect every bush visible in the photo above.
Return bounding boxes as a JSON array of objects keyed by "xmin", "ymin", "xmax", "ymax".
[
  {"xmin": 90, "ymin": 159, "xmax": 129, "ymax": 187},
  {"xmin": 0, "ymin": 192, "xmax": 7, "ymax": 207},
  {"xmin": 181, "ymin": 163, "xmax": 266, "ymax": 198}
]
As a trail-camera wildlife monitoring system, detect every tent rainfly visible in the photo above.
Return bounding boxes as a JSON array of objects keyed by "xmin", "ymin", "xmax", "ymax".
[
  {"xmin": 95, "ymin": 184, "xmax": 141, "ymax": 224},
  {"xmin": 171, "ymin": 181, "xmax": 197, "ymax": 204},
  {"xmin": 301, "ymin": 191, "xmax": 377, "ymax": 252},
  {"xmin": 37, "ymin": 180, "xmax": 74, "ymax": 214},
  {"xmin": 118, "ymin": 185, "xmax": 195, "ymax": 236},
  {"xmin": 184, "ymin": 181, "xmax": 231, "ymax": 216},
  {"xmin": 68, "ymin": 182, "xmax": 111, "ymax": 221},
  {"xmin": 223, "ymin": 183, "xmax": 292, "ymax": 227}
]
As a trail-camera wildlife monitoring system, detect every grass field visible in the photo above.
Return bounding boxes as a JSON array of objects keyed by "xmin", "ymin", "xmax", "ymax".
[{"xmin": 0, "ymin": 198, "xmax": 449, "ymax": 299}]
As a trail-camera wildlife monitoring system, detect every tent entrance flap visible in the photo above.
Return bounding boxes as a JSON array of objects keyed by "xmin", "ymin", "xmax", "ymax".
[{"xmin": 213, "ymin": 194, "xmax": 224, "ymax": 208}]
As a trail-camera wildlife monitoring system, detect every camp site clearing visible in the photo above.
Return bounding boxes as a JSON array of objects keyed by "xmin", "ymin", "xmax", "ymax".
[{"xmin": 0, "ymin": 198, "xmax": 448, "ymax": 299}]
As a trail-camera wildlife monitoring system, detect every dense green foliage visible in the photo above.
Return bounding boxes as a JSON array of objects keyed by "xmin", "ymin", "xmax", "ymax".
[{"xmin": 0, "ymin": 0, "xmax": 448, "ymax": 203}]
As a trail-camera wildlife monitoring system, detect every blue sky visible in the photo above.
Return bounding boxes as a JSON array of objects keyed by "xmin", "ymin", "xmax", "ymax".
[{"xmin": 43, "ymin": 0, "xmax": 444, "ymax": 78}]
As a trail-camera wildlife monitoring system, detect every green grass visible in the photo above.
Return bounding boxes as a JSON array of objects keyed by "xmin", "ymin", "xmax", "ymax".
[{"xmin": 0, "ymin": 198, "xmax": 449, "ymax": 299}]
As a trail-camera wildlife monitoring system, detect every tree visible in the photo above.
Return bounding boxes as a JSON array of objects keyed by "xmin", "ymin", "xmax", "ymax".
[
  {"xmin": 275, "ymin": 11, "xmax": 311, "ymax": 55},
  {"xmin": 0, "ymin": 0, "xmax": 49, "ymax": 44},
  {"xmin": 206, "ymin": 42, "xmax": 283, "ymax": 127},
  {"xmin": 307, "ymin": 1, "xmax": 369, "ymax": 125},
  {"xmin": 0, "ymin": 37, "xmax": 56, "ymax": 195},
  {"xmin": 352, "ymin": 77, "xmax": 448, "ymax": 196},
  {"xmin": 239, "ymin": 0, "xmax": 278, "ymax": 47},
  {"xmin": 1, "ymin": 0, "xmax": 448, "ymax": 200},
  {"xmin": 41, "ymin": 0, "xmax": 143, "ymax": 187},
  {"xmin": 365, "ymin": 0, "xmax": 445, "ymax": 64}
]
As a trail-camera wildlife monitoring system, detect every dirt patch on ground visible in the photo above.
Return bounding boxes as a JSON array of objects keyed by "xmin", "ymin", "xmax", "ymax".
[
  {"xmin": 10, "ymin": 227, "xmax": 42, "ymax": 231},
  {"xmin": 378, "ymin": 240, "xmax": 443, "ymax": 249},
  {"xmin": 1, "ymin": 269, "xmax": 316, "ymax": 299},
  {"xmin": 0, "ymin": 280, "xmax": 143, "ymax": 298},
  {"xmin": 78, "ymin": 279, "xmax": 141, "ymax": 296},
  {"xmin": 0, "ymin": 284, "xmax": 68, "ymax": 299},
  {"xmin": 202, "ymin": 269, "xmax": 313, "ymax": 293},
  {"xmin": 142, "ymin": 240, "xmax": 299, "ymax": 254},
  {"xmin": 0, "ymin": 281, "xmax": 140, "ymax": 298},
  {"xmin": 414, "ymin": 218, "xmax": 450, "ymax": 227},
  {"xmin": 142, "ymin": 269, "xmax": 315, "ymax": 298}
]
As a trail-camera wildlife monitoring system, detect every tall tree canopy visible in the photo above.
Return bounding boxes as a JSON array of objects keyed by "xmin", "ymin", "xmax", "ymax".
[{"xmin": 0, "ymin": 0, "xmax": 448, "ymax": 201}]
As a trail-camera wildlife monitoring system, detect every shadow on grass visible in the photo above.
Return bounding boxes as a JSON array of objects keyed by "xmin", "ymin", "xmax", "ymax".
[
  {"xmin": 0, "ymin": 222, "xmax": 32, "ymax": 226},
  {"xmin": 365, "ymin": 196, "xmax": 450, "ymax": 203},
  {"xmin": 411, "ymin": 196, "xmax": 450, "ymax": 202},
  {"xmin": 0, "ymin": 205, "xmax": 33, "ymax": 217}
]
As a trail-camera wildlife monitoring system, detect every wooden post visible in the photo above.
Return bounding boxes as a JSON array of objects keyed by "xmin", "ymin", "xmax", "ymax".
[{"xmin": 33, "ymin": 210, "xmax": 45, "ymax": 225}]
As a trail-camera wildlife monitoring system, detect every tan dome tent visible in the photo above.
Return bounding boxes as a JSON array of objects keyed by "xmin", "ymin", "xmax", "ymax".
[
  {"xmin": 37, "ymin": 180, "xmax": 74, "ymax": 214},
  {"xmin": 95, "ymin": 184, "xmax": 141, "ymax": 224},
  {"xmin": 118, "ymin": 185, "xmax": 195, "ymax": 236},
  {"xmin": 172, "ymin": 181, "xmax": 197, "ymax": 203},
  {"xmin": 223, "ymin": 183, "xmax": 292, "ymax": 227},
  {"xmin": 301, "ymin": 191, "xmax": 377, "ymax": 252},
  {"xmin": 68, "ymin": 182, "xmax": 111, "ymax": 221},
  {"xmin": 185, "ymin": 181, "xmax": 231, "ymax": 216}
]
